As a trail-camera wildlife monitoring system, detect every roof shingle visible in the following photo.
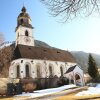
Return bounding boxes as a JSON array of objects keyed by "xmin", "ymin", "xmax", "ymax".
[
  {"xmin": 13, "ymin": 45, "xmax": 76, "ymax": 63},
  {"xmin": 65, "ymin": 65, "xmax": 77, "ymax": 73}
]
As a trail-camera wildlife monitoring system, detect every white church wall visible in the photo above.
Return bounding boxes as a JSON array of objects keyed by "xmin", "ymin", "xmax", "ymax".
[
  {"xmin": 9, "ymin": 58, "xmax": 77, "ymax": 79},
  {"xmin": 33, "ymin": 60, "xmax": 60, "ymax": 78},
  {"xmin": 16, "ymin": 26, "xmax": 34, "ymax": 46},
  {"xmin": 16, "ymin": 26, "xmax": 33, "ymax": 38},
  {"xmin": 65, "ymin": 72, "xmax": 73, "ymax": 80},
  {"xmin": 33, "ymin": 60, "xmax": 46, "ymax": 78},
  {"xmin": 30, "ymin": 61, "xmax": 37, "ymax": 78},
  {"xmin": 48, "ymin": 61, "xmax": 58, "ymax": 76},
  {"xmin": 56, "ymin": 62, "xmax": 66, "ymax": 77},
  {"xmin": 9, "ymin": 64, "xmax": 15, "ymax": 78}
]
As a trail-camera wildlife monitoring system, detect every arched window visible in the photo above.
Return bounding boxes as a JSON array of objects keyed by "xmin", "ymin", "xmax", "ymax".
[
  {"xmin": 25, "ymin": 30, "xmax": 29, "ymax": 36},
  {"xmin": 25, "ymin": 64, "xmax": 30, "ymax": 77},
  {"xmin": 16, "ymin": 65, "xmax": 20, "ymax": 78},
  {"xmin": 49, "ymin": 66, "xmax": 53, "ymax": 77},
  {"xmin": 37, "ymin": 65, "xmax": 41, "ymax": 78},
  {"xmin": 60, "ymin": 66, "xmax": 63, "ymax": 76},
  {"xmin": 20, "ymin": 19, "xmax": 23, "ymax": 24}
]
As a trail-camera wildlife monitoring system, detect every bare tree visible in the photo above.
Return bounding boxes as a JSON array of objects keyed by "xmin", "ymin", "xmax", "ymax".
[
  {"xmin": 40, "ymin": 0, "xmax": 100, "ymax": 21},
  {"xmin": 0, "ymin": 46, "xmax": 14, "ymax": 77},
  {"xmin": 0, "ymin": 32, "xmax": 15, "ymax": 77},
  {"xmin": 0, "ymin": 33, "xmax": 5, "ymax": 44}
]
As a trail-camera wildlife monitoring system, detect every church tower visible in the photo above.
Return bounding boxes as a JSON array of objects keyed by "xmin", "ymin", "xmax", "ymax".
[{"xmin": 15, "ymin": 6, "xmax": 34, "ymax": 46}]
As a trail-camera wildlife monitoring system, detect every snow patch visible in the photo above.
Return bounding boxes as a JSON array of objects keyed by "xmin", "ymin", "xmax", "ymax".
[
  {"xmin": 76, "ymin": 84, "xmax": 100, "ymax": 96},
  {"xmin": 15, "ymin": 84, "xmax": 77, "ymax": 98}
]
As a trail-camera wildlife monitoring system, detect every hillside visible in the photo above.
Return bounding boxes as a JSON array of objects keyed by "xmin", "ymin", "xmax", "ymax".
[{"xmin": 71, "ymin": 51, "xmax": 100, "ymax": 72}]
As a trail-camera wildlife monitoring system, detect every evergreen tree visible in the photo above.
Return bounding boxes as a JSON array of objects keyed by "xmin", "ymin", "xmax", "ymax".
[{"xmin": 88, "ymin": 54, "xmax": 99, "ymax": 79}]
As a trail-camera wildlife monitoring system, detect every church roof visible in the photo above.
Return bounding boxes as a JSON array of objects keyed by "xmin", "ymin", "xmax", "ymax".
[
  {"xmin": 13, "ymin": 45, "xmax": 76, "ymax": 63},
  {"xmin": 65, "ymin": 65, "xmax": 77, "ymax": 73}
]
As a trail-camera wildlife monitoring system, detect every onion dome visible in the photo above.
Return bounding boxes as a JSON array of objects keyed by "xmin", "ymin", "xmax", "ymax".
[{"xmin": 16, "ymin": 6, "xmax": 33, "ymax": 31}]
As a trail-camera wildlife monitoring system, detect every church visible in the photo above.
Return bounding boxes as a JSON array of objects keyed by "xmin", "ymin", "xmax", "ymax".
[{"xmin": 9, "ymin": 6, "xmax": 84, "ymax": 89}]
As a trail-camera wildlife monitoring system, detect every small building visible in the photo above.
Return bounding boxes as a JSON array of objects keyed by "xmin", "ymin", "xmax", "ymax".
[{"xmin": 65, "ymin": 65, "xmax": 85, "ymax": 86}]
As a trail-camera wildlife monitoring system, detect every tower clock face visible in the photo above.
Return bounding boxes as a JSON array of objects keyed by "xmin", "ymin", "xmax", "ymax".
[{"xmin": 24, "ymin": 37, "xmax": 31, "ymax": 43}]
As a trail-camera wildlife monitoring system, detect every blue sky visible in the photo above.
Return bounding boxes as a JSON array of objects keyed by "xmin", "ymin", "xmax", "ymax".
[{"xmin": 0, "ymin": 0, "xmax": 100, "ymax": 54}]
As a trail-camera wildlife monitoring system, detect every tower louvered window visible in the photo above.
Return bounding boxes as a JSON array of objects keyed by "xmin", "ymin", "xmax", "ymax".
[{"xmin": 25, "ymin": 30, "xmax": 29, "ymax": 36}]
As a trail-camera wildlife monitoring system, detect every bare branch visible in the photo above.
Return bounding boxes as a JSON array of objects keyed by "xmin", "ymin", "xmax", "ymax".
[
  {"xmin": 40, "ymin": 0, "xmax": 100, "ymax": 21},
  {"xmin": 0, "ymin": 46, "xmax": 14, "ymax": 77}
]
